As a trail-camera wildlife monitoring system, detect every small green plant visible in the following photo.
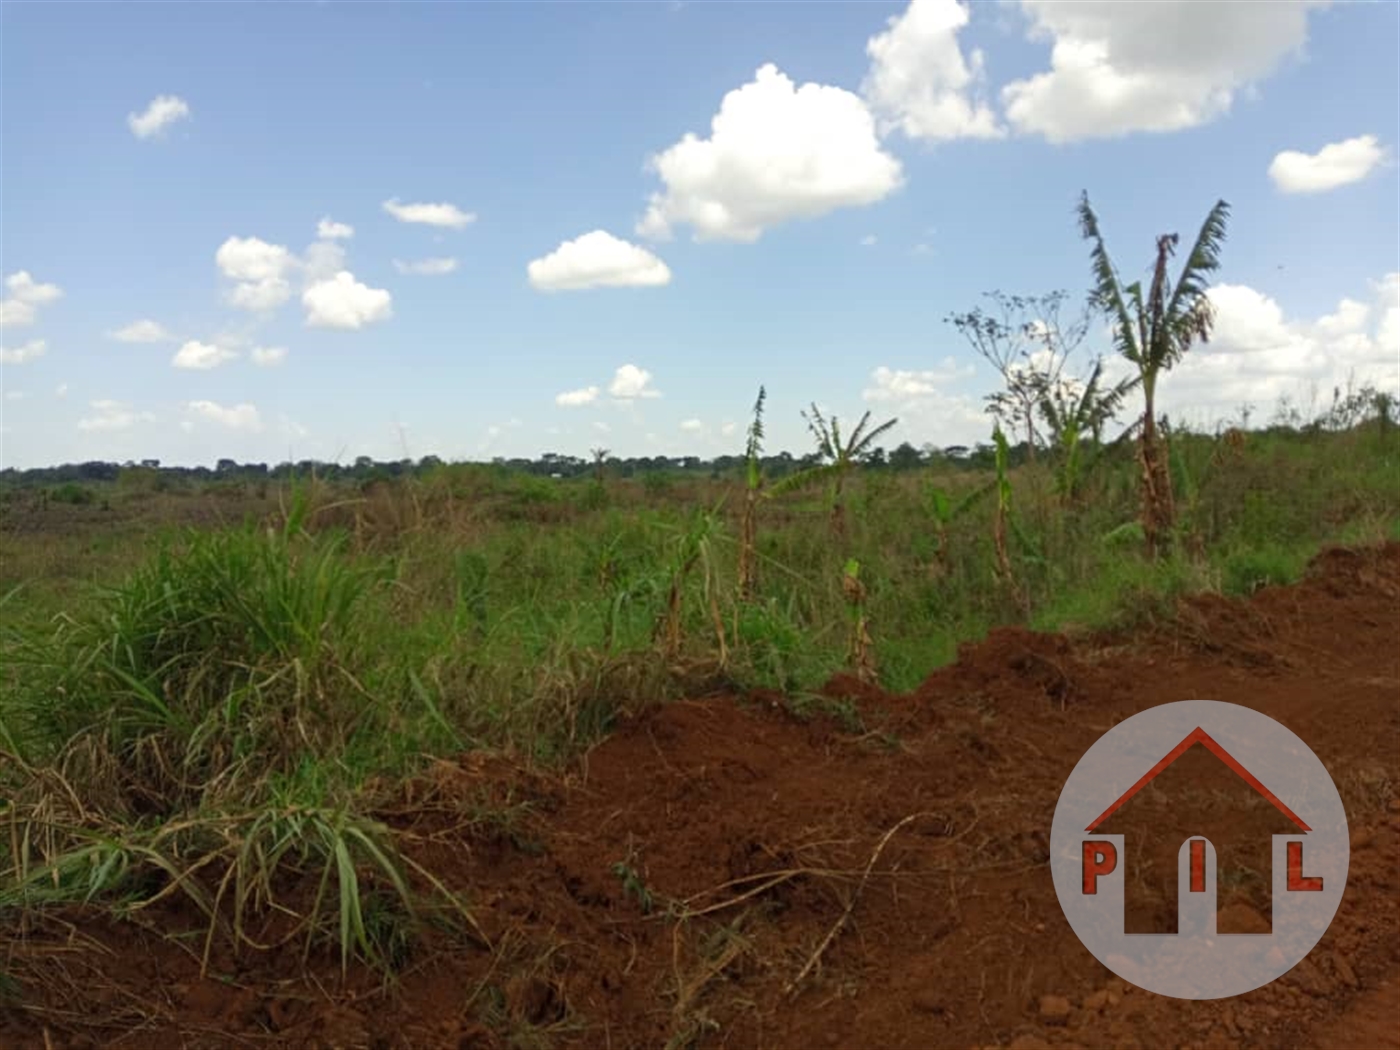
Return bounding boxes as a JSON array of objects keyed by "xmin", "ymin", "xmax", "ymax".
[
  {"xmin": 610, "ymin": 855, "xmax": 654, "ymax": 914},
  {"xmin": 654, "ymin": 506, "xmax": 728, "ymax": 664}
]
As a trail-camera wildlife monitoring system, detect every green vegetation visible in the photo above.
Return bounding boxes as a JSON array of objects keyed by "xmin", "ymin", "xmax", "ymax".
[{"xmin": 2, "ymin": 197, "xmax": 1398, "ymax": 1012}]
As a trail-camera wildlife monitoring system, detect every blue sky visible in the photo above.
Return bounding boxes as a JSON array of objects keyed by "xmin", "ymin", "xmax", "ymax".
[{"xmin": 2, "ymin": 0, "xmax": 1397, "ymax": 468}]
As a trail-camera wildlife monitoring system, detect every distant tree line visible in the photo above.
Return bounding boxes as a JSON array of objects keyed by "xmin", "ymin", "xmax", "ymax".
[{"xmin": 0, "ymin": 441, "xmax": 1023, "ymax": 490}]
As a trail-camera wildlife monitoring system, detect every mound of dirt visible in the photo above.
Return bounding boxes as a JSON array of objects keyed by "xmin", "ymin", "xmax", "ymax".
[{"xmin": 4, "ymin": 543, "xmax": 1399, "ymax": 1050}]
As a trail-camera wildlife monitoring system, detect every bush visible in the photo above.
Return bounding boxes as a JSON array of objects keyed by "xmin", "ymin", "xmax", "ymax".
[
  {"xmin": 1219, "ymin": 545, "xmax": 1304, "ymax": 596},
  {"xmin": 49, "ymin": 482, "xmax": 95, "ymax": 505}
]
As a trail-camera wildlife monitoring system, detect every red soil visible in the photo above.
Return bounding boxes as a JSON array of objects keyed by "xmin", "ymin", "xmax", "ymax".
[{"xmin": 3, "ymin": 543, "xmax": 1398, "ymax": 1050}]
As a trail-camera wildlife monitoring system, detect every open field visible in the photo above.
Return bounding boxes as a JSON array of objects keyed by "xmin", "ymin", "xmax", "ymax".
[{"xmin": 2, "ymin": 419, "xmax": 1399, "ymax": 1049}]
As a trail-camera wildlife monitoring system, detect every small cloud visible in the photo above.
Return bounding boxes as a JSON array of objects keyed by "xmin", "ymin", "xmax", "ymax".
[
  {"xmin": 78, "ymin": 399, "xmax": 155, "ymax": 431},
  {"xmin": 55, "ymin": 383, "xmax": 69, "ymax": 398},
  {"xmin": 393, "ymin": 256, "xmax": 459, "ymax": 276},
  {"xmin": 860, "ymin": 234, "xmax": 878, "ymax": 247},
  {"xmin": 317, "ymin": 217, "xmax": 355, "ymax": 239},
  {"xmin": 2, "ymin": 271, "xmax": 63, "ymax": 328},
  {"xmin": 864, "ymin": 361, "xmax": 975, "ymax": 402},
  {"xmin": 127, "ymin": 94, "xmax": 191, "ymax": 139},
  {"xmin": 6, "ymin": 271, "xmax": 62, "ymax": 304},
  {"xmin": 1, "ymin": 338, "xmax": 47, "ymax": 365},
  {"xmin": 555, "ymin": 385, "xmax": 600, "ymax": 407},
  {"xmin": 0, "ymin": 300, "xmax": 34, "ymax": 327},
  {"xmin": 5, "ymin": 390, "xmax": 28, "ymax": 401},
  {"xmin": 216, "ymin": 236, "xmax": 294, "ymax": 313},
  {"xmin": 528, "ymin": 231, "xmax": 671, "ymax": 291},
  {"xmin": 251, "ymin": 346, "xmax": 288, "ymax": 367},
  {"xmin": 911, "ymin": 242, "xmax": 933, "ymax": 256},
  {"xmin": 609, "ymin": 363, "xmax": 661, "ymax": 400},
  {"xmin": 1268, "ymin": 134, "xmax": 1390, "ymax": 194},
  {"xmin": 187, "ymin": 400, "xmax": 262, "ymax": 431},
  {"xmin": 592, "ymin": 420, "xmax": 612, "ymax": 433},
  {"xmin": 109, "ymin": 319, "xmax": 174, "ymax": 343},
  {"xmin": 720, "ymin": 421, "xmax": 738, "ymax": 437},
  {"xmin": 382, "ymin": 198, "xmax": 476, "ymax": 229},
  {"xmin": 302, "ymin": 272, "xmax": 393, "ymax": 329},
  {"xmin": 679, "ymin": 418, "xmax": 703, "ymax": 432},
  {"xmin": 172, "ymin": 340, "xmax": 238, "ymax": 370}
]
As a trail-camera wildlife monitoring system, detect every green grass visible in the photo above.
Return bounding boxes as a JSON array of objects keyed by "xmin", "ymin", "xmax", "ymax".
[{"xmin": 1, "ymin": 417, "xmax": 1397, "ymax": 977}]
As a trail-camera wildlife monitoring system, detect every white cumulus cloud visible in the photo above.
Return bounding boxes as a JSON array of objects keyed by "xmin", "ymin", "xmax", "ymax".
[
  {"xmin": 382, "ymin": 198, "xmax": 476, "ymax": 229},
  {"xmin": 393, "ymin": 257, "xmax": 459, "ymax": 276},
  {"xmin": 317, "ymin": 217, "xmax": 355, "ymax": 240},
  {"xmin": 187, "ymin": 400, "xmax": 262, "ymax": 431},
  {"xmin": 251, "ymin": 346, "xmax": 288, "ymax": 367},
  {"xmin": 555, "ymin": 386, "xmax": 600, "ymax": 407},
  {"xmin": 638, "ymin": 63, "xmax": 904, "ymax": 243},
  {"xmin": 216, "ymin": 236, "xmax": 294, "ymax": 312},
  {"xmin": 109, "ymin": 319, "xmax": 174, "ymax": 343},
  {"xmin": 303, "ymin": 272, "xmax": 393, "ymax": 329},
  {"xmin": 78, "ymin": 399, "xmax": 156, "ymax": 431},
  {"xmin": 1001, "ymin": 1, "xmax": 1330, "ymax": 143},
  {"xmin": 861, "ymin": 360, "xmax": 987, "ymax": 445},
  {"xmin": 172, "ymin": 340, "xmax": 239, "ymax": 370},
  {"xmin": 1129, "ymin": 274, "xmax": 1400, "ymax": 423},
  {"xmin": 0, "ymin": 300, "xmax": 34, "ymax": 328},
  {"xmin": 0, "ymin": 339, "xmax": 47, "ymax": 365},
  {"xmin": 528, "ymin": 231, "xmax": 672, "ymax": 291},
  {"xmin": 609, "ymin": 364, "xmax": 661, "ymax": 400},
  {"xmin": 861, "ymin": 0, "xmax": 1003, "ymax": 142},
  {"xmin": 127, "ymin": 94, "xmax": 191, "ymax": 139},
  {"xmin": 1268, "ymin": 134, "xmax": 1389, "ymax": 194},
  {"xmin": 1, "ymin": 271, "xmax": 63, "ymax": 328}
]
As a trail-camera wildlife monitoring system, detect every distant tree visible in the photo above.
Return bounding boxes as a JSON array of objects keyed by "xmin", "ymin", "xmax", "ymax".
[
  {"xmin": 946, "ymin": 290, "xmax": 1092, "ymax": 461},
  {"xmin": 889, "ymin": 441, "xmax": 923, "ymax": 470},
  {"xmin": 589, "ymin": 446, "xmax": 610, "ymax": 483}
]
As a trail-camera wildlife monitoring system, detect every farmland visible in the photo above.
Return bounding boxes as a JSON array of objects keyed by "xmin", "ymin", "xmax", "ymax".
[{"xmin": 2, "ymin": 406, "xmax": 1398, "ymax": 1049}]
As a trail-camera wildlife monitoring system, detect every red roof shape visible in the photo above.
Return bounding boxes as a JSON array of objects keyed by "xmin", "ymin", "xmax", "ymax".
[{"xmin": 1085, "ymin": 726, "xmax": 1310, "ymax": 833}]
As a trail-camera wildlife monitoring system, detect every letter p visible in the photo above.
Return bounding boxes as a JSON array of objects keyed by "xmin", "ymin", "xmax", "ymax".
[{"xmin": 1082, "ymin": 840, "xmax": 1117, "ymax": 895}]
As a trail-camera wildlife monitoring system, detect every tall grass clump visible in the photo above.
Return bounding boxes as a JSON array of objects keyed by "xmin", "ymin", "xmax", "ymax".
[{"xmin": 1, "ymin": 507, "xmax": 481, "ymax": 973}]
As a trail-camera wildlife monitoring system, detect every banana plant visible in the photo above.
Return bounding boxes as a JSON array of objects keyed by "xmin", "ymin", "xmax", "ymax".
[
  {"xmin": 925, "ymin": 481, "xmax": 994, "ymax": 577},
  {"xmin": 654, "ymin": 506, "xmax": 728, "ymax": 666},
  {"xmin": 1078, "ymin": 191, "xmax": 1230, "ymax": 558},
  {"xmin": 767, "ymin": 404, "xmax": 897, "ymax": 539},
  {"xmin": 1037, "ymin": 359, "xmax": 1140, "ymax": 505}
]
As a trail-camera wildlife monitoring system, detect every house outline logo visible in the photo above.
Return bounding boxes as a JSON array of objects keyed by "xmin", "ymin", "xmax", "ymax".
[{"xmin": 1050, "ymin": 700, "xmax": 1349, "ymax": 999}]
